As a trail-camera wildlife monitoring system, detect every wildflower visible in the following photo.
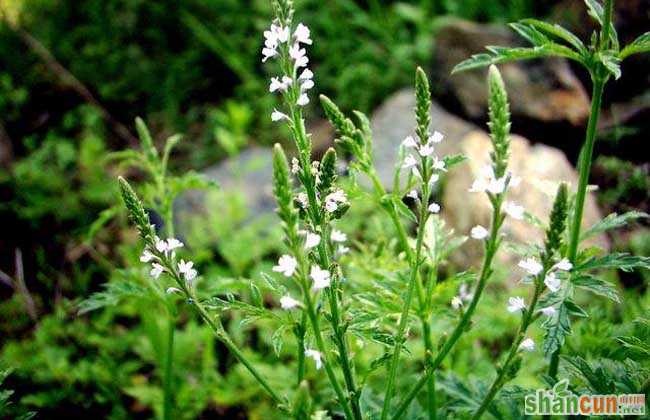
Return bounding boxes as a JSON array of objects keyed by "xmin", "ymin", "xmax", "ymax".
[
  {"xmin": 324, "ymin": 190, "xmax": 348, "ymax": 213},
  {"xmin": 155, "ymin": 238, "xmax": 169, "ymax": 253},
  {"xmin": 280, "ymin": 295, "xmax": 301, "ymax": 310},
  {"xmin": 299, "ymin": 68, "xmax": 313, "ymax": 80},
  {"xmin": 459, "ymin": 283, "xmax": 474, "ymax": 302},
  {"xmin": 262, "ymin": 47, "xmax": 278, "ymax": 62},
  {"xmin": 300, "ymin": 79, "xmax": 314, "ymax": 91},
  {"xmin": 273, "ymin": 255, "xmax": 298, "ymax": 277},
  {"xmin": 271, "ymin": 109, "xmax": 289, "ymax": 122},
  {"xmin": 269, "ymin": 77, "xmax": 287, "ymax": 93},
  {"xmin": 428, "ymin": 131, "xmax": 444, "ymax": 143},
  {"xmin": 331, "ymin": 229, "xmax": 347, "ymax": 242},
  {"xmin": 429, "ymin": 174, "xmax": 440, "ymax": 185},
  {"xmin": 544, "ymin": 272, "xmax": 561, "ymax": 292},
  {"xmin": 402, "ymin": 136, "xmax": 417, "ymax": 148},
  {"xmin": 507, "ymin": 296, "xmax": 526, "ymax": 313},
  {"xmin": 451, "ymin": 296, "xmax": 463, "ymax": 310},
  {"xmin": 470, "ymin": 225, "xmax": 488, "ymax": 240},
  {"xmin": 431, "ymin": 157, "xmax": 446, "ymax": 171},
  {"xmin": 402, "ymin": 155, "xmax": 417, "ymax": 169},
  {"xmin": 504, "ymin": 202, "xmax": 524, "ymax": 220},
  {"xmin": 178, "ymin": 259, "xmax": 194, "ymax": 274},
  {"xmin": 293, "ymin": 23, "xmax": 312, "ymax": 45},
  {"xmin": 289, "ymin": 43, "xmax": 308, "ymax": 68},
  {"xmin": 519, "ymin": 338, "xmax": 535, "ymax": 352},
  {"xmin": 518, "ymin": 258, "xmax": 543, "ymax": 276},
  {"xmin": 539, "ymin": 306, "xmax": 556, "ymax": 317},
  {"xmin": 305, "ymin": 349, "xmax": 322, "ymax": 369},
  {"xmin": 406, "ymin": 190, "xmax": 418, "ymax": 200},
  {"xmin": 296, "ymin": 192, "xmax": 308, "ymax": 208},
  {"xmin": 487, "ymin": 176, "xmax": 506, "ymax": 194},
  {"xmin": 305, "ymin": 232, "xmax": 321, "ymax": 249},
  {"xmin": 291, "ymin": 158, "xmax": 301, "ymax": 174},
  {"xmin": 418, "ymin": 143, "xmax": 434, "ymax": 157},
  {"xmin": 150, "ymin": 263, "xmax": 165, "ymax": 279},
  {"xmin": 297, "ymin": 93, "xmax": 310, "ymax": 106},
  {"xmin": 554, "ymin": 259, "xmax": 572, "ymax": 271},
  {"xmin": 310, "ymin": 266, "xmax": 331, "ymax": 290},
  {"xmin": 428, "ymin": 202, "xmax": 441, "ymax": 214},
  {"xmin": 338, "ymin": 245, "xmax": 350, "ymax": 255},
  {"xmin": 469, "ymin": 177, "xmax": 489, "ymax": 193},
  {"xmin": 140, "ymin": 249, "xmax": 155, "ymax": 263}
]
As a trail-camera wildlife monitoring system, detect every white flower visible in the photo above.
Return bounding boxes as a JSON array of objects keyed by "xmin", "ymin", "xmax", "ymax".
[
  {"xmin": 507, "ymin": 296, "xmax": 526, "ymax": 313},
  {"xmin": 487, "ymin": 176, "xmax": 506, "ymax": 194},
  {"xmin": 155, "ymin": 238, "xmax": 169, "ymax": 253},
  {"xmin": 289, "ymin": 43, "xmax": 308, "ymax": 68},
  {"xmin": 518, "ymin": 258, "xmax": 543, "ymax": 276},
  {"xmin": 273, "ymin": 255, "xmax": 298, "ymax": 277},
  {"xmin": 469, "ymin": 177, "xmax": 489, "ymax": 193},
  {"xmin": 140, "ymin": 249, "xmax": 155, "ymax": 263},
  {"xmin": 293, "ymin": 23, "xmax": 312, "ymax": 45},
  {"xmin": 305, "ymin": 349, "xmax": 322, "ymax": 369},
  {"xmin": 459, "ymin": 283, "xmax": 473, "ymax": 302},
  {"xmin": 297, "ymin": 93, "xmax": 310, "ymax": 106},
  {"xmin": 402, "ymin": 136, "xmax": 417, "ymax": 148},
  {"xmin": 338, "ymin": 245, "xmax": 350, "ymax": 255},
  {"xmin": 300, "ymin": 79, "xmax": 314, "ymax": 91},
  {"xmin": 407, "ymin": 190, "xmax": 418, "ymax": 200},
  {"xmin": 451, "ymin": 296, "xmax": 463, "ymax": 310},
  {"xmin": 166, "ymin": 238, "xmax": 184, "ymax": 251},
  {"xmin": 280, "ymin": 295, "xmax": 301, "ymax": 310},
  {"xmin": 150, "ymin": 263, "xmax": 165, "ymax": 279},
  {"xmin": 326, "ymin": 190, "xmax": 348, "ymax": 204},
  {"xmin": 554, "ymin": 259, "xmax": 572, "ymax": 271},
  {"xmin": 261, "ymin": 47, "xmax": 277, "ymax": 62},
  {"xmin": 402, "ymin": 155, "xmax": 418, "ymax": 169},
  {"xmin": 470, "ymin": 225, "xmax": 489, "ymax": 240},
  {"xmin": 305, "ymin": 232, "xmax": 321, "ymax": 249},
  {"xmin": 504, "ymin": 202, "xmax": 525, "ymax": 220},
  {"xmin": 299, "ymin": 68, "xmax": 313, "ymax": 80},
  {"xmin": 431, "ymin": 157, "xmax": 446, "ymax": 171},
  {"xmin": 519, "ymin": 338, "xmax": 535, "ymax": 352},
  {"xmin": 325, "ymin": 200, "xmax": 338, "ymax": 212},
  {"xmin": 269, "ymin": 77, "xmax": 286, "ymax": 93},
  {"xmin": 539, "ymin": 306, "xmax": 556, "ymax": 317},
  {"xmin": 276, "ymin": 25, "xmax": 290, "ymax": 43},
  {"xmin": 418, "ymin": 143, "xmax": 434, "ymax": 157},
  {"xmin": 428, "ymin": 202, "xmax": 441, "ymax": 214},
  {"xmin": 429, "ymin": 174, "xmax": 440, "ymax": 185},
  {"xmin": 428, "ymin": 131, "xmax": 444, "ymax": 143},
  {"xmin": 291, "ymin": 158, "xmax": 301, "ymax": 174},
  {"xmin": 178, "ymin": 259, "xmax": 194, "ymax": 274},
  {"xmin": 296, "ymin": 192, "xmax": 308, "ymax": 208},
  {"xmin": 271, "ymin": 109, "xmax": 289, "ymax": 122},
  {"xmin": 544, "ymin": 272, "xmax": 561, "ymax": 292},
  {"xmin": 184, "ymin": 268, "xmax": 198, "ymax": 283},
  {"xmin": 310, "ymin": 266, "xmax": 331, "ymax": 290},
  {"xmin": 331, "ymin": 230, "xmax": 347, "ymax": 242}
]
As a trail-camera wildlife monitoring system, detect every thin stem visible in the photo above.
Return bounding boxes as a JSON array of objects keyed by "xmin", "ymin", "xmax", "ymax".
[
  {"xmin": 163, "ymin": 315, "xmax": 175, "ymax": 420},
  {"xmin": 472, "ymin": 279, "xmax": 545, "ymax": 419},
  {"xmin": 297, "ymin": 312, "xmax": 307, "ymax": 385},
  {"xmin": 422, "ymin": 320, "xmax": 437, "ymax": 420},
  {"xmin": 391, "ymin": 200, "xmax": 504, "ymax": 420}
]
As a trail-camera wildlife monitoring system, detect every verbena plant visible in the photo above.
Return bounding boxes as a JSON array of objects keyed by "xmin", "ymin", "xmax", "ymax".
[{"xmin": 107, "ymin": 0, "xmax": 649, "ymax": 418}]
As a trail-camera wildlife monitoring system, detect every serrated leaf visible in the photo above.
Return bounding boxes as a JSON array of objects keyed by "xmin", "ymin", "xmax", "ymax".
[
  {"xmin": 78, "ymin": 279, "xmax": 152, "ymax": 314},
  {"xmin": 577, "ymin": 253, "xmax": 650, "ymax": 273},
  {"xmin": 597, "ymin": 51, "xmax": 621, "ymax": 79},
  {"xmin": 518, "ymin": 19, "xmax": 586, "ymax": 54},
  {"xmin": 542, "ymin": 301, "xmax": 572, "ymax": 357},
  {"xmin": 581, "ymin": 211, "xmax": 649, "ymax": 241},
  {"xmin": 442, "ymin": 154, "xmax": 467, "ymax": 169},
  {"xmin": 572, "ymin": 274, "xmax": 620, "ymax": 302},
  {"xmin": 584, "ymin": 0, "xmax": 618, "ymax": 48},
  {"xmin": 620, "ymin": 32, "xmax": 650, "ymax": 59},
  {"xmin": 392, "ymin": 195, "xmax": 417, "ymax": 224}
]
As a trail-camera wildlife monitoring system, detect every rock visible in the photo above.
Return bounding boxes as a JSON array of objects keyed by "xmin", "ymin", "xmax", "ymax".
[
  {"xmin": 370, "ymin": 88, "xmax": 477, "ymax": 187},
  {"xmin": 173, "ymin": 147, "xmax": 276, "ymax": 237},
  {"xmin": 442, "ymin": 130, "xmax": 609, "ymax": 269},
  {"xmin": 433, "ymin": 19, "xmax": 590, "ymax": 126}
]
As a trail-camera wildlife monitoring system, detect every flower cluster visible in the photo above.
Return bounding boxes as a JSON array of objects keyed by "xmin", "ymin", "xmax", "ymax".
[{"xmin": 140, "ymin": 236, "xmax": 198, "ymax": 290}]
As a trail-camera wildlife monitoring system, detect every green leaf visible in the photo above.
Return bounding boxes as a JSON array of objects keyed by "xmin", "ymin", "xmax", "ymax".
[
  {"xmin": 597, "ymin": 51, "xmax": 621, "ymax": 79},
  {"xmin": 78, "ymin": 278, "xmax": 152, "ymax": 314},
  {"xmin": 442, "ymin": 154, "xmax": 467, "ymax": 170},
  {"xmin": 577, "ymin": 253, "xmax": 650, "ymax": 273},
  {"xmin": 583, "ymin": 0, "xmax": 618, "ymax": 48},
  {"xmin": 391, "ymin": 195, "xmax": 417, "ymax": 224},
  {"xmin": 620, "ymin": 32, "xmax": 650, "ymax": 59},
  {"xmin": 167, "ymin": 171, "xmax": 218, "ymax": 199},
  {"xmin": 572, "ymin": 274, "xmax": 620, "ymax": 303},
  {"xmin": 581, "ymin": 211, "xmax": 649, "ymax": 241},
  {"xmin": 518, "ymin": 19, "xmax": 586, "ymax": 54},
  {"xmin": 542, "ymin": 300, "xmax": 572, "ymax": 357}
]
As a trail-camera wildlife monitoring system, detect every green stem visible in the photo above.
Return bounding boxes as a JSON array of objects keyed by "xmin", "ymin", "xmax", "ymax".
[
  {"xmin": 163, "ymin": 315, "xmax": 175, "ymax": 420},
  {"xmin": 472, "ymin": 279, "xmax": 545, "ymax": 419},
  {"xmin": 390, "ymin": 201, "xmax": 504, "ymax": 420},
  {"xmin": 297, "ymin": 312, "xmax": 307, "ymax": 385},
  {"xmin": 422, "ymin": 320, "xmax": 437, "ymax": 420}
]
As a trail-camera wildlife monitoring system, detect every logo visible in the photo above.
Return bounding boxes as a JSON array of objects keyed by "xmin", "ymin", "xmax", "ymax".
[{"xmin": 525, "ymin": 379, "xmax": 646, "ymax": 416}]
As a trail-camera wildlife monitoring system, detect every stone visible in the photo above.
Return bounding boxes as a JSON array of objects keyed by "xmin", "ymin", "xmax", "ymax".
[{"xmin": 433, "ymin": 19, "xmax": 590, "ymax": 126}]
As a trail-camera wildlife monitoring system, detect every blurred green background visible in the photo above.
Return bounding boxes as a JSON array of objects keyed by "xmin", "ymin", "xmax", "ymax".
[{"xmin": 0, "ymin": 0, "xmax": 648, "ymax": 418}]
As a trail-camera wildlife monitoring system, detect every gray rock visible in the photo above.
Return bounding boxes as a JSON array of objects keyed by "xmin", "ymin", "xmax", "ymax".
[{"xmin": 434, "ymin": 19, "xmax": 590, "ymax": 125}]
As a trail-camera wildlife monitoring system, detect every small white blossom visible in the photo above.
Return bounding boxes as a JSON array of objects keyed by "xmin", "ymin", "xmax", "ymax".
[
  {"xmin": 519, "ymin": 338, "xmax": 535, "ymax": 351},
  {"xmin": 140, "ymin": 249, "xmax": 155, "ymax": 263},
  {"xmin": 451, "ymin": 296, "xmax": 463, "ymax": 310},
  {"xmin": 507, "ymin": 296, "xmax": 526, "ymax": 313},
  {"xmin": 554, "ymin": 259, "xmax": 572, "ymax": 271},
  {"xmin": 428, "ymin": 131, "xmax": 444, "ymax": 143},
  {"xmin": 305, "ymin": 349, "xmax": 322, "ymax": 369},
  {"xmin": 310, "ymin": 266, "xmax": 331, "ymax": 290},
  {"xmin": 305, "ymin": 232, "xmax": 321, "ymax": 249},
  {"xmin": 166, "ymin": 238, "xmax": 184, "ymax": 251},
  {"xmin": 402, "ymin": 136, "xmax": 417, "ymax": 148},
  {"xmin": 300, "ymin": 79, "xmax": 314, "ymax": 91},
  {"xmin": 271, "ymin": 109, "xmax": 289, "ymax": 122},
  {"xmin": 429, "ymin": 173, "xmax": 440, "ymax": 185},
  {"xmin": 325, "ymin": 190, "xmax": 348, "ymax": 205},
  {"xmin": 338, "ymin": 245, "xmax": 350, "ymax": 255},
  {"xmin": 418, "ymin": 143, "xmax": 434, "ymax": 157},
  {"xmin": 428, "ymin": 202, "xmax": 441, "ymax": 214},
  {"xmin": 487, "ymin": 176, "xmax": 506, "ymax": 194},
  {"xmin": 293, "ymin": 23, "xmax": 312, "ymax": 45},
  {"xmin": 273, "ymin": 255, "xmax": 298, "ymax": 277},
  {"xmin": 297, "ymin": 93, "xmax": 310, "ymax": 106},
  {"xmin": 289, "ymin": 43, "xmax": 308, "ymax": 68},
  {"xmin": 299, "ymin": 68, "xmax": 313, "ymax": 80},
  {"xmin": 178, "ymin": 259, "xmax": 194, "ymax": 274},
  {"xmin": 280, "ymin": 295, "xmax": 301, "ymax": 310},
  {"xmin": 325, "ymin": 200, "xmax": 338, "ymax": 212},
  {"xmin": 518, "ymin": 258, "xmax": 543, "ymax": 276},
  {"xmin": 469, "ymin": 177, "xmax": 489, "ymax": 193},
  {"xmin": 470, "ymin": 225, "xmax": 489, "ymax": 240},
  {"xmin": 155, "ymin": 238, "xmax": 169, "ymax": 253},
  {"xmin": 402, "ymin": 155, "xmax": 418, "ymax": 169},
  {"xmin": 407, "ymin": 190, "xmax": 418, "ymax": 200},
  {"xmin": 296, "ymin": 192, "xmax": 308, "ymax": 208},
  {"xmin": 150, "ymin": 263, "xmax": 165, "ymax": 279},
  {"xmin": 269, "ymin": 77, "xmax": 287, "ymax": 93},
  {"xmin": 504, "ymin": 202, "xmax": 525, "ymax": 220},
  {"xmin": 291, "ymin": 158, "xmax": 301, "ymax": 174},
  {"xmin": 431, "ymin": 157, "xmax": 446, "ymax": 171},
  {"xmin": 539, "ymin": 306, "xmax": 556, "ymax": 317},
  {"xmin": 331, "ymin": 229, "xmax": 347, "ymax": 242},
  {"xmin": 262, "ymin": 47, "xmax": 278, "ymax": 62},
  {"xmin": 459, "ymin": 283, "xmax": 474, "ymax": 302},
  {"xmin": 544, "ymin": 272, "xmax": 561, "ymax": 292}
]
